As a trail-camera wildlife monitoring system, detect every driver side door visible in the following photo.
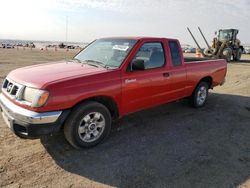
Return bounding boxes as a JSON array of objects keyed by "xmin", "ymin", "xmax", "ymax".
[{"xmin": 121, "ymin": 41, "xmax": 171, "ymax": 114}]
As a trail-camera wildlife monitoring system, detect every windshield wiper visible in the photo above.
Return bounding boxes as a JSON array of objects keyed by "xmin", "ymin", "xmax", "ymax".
[
  {"xmin": 70, "ymin": 58, "xmax": 100, "ymax": 67},
  {"xmin": 84, "ymin": 60, "xmax": 107, "ymax": 68},
  {"xmin": 69, "ymin": 58, "xmax": 82, "ymax": 63}
]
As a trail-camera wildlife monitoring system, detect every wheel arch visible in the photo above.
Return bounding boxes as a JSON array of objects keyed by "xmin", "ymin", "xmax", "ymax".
[
  {"xmin": 72, "ymin": 95, "xmax": 120, "ymax": 120},
  {"xmin": 197, "ymin": 76, "xmax": 213, "ymax": 89}
]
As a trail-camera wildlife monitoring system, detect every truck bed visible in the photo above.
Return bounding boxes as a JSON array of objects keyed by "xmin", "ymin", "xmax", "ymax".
[{"xmin": 183, "ymin": 58, "xmax": 227, "ymax": 95}]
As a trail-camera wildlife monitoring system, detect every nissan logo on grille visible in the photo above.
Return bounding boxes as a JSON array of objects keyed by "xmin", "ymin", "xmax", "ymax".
[{"xmin": 7, "ymin": 83, "xmax": 13, "ymax": 93}]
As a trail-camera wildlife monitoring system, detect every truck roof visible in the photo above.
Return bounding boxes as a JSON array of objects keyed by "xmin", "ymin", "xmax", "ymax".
[{"xmin": 100, "ymin": 36, "xmax": 177, "ymax": 41}]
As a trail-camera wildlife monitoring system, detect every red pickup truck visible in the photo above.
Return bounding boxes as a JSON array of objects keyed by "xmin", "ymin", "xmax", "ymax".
[{"xmin": 0, "ymin": 37, "xmax": 227, "ymax": 148}]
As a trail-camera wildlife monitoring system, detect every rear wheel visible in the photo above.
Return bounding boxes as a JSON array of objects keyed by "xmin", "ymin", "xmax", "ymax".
[
  {"xmin": 64, "ymin": 101, "xmax": 112, "ymax": 149},
  {"xmin": 189, "ymin": 82, "xmax": 209, "ymax": 108}
]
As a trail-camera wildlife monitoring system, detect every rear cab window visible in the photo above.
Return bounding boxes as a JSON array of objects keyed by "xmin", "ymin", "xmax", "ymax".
[{"xmin": 168, "ymin": 41, "xmax": 182, "ymax": 67}]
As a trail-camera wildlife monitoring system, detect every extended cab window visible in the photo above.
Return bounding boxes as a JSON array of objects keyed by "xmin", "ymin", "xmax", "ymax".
[
  {"xmin": 169, "ymin": 41, "xmax": 182, "ymax": 66},
  {"xmin": 133, "ymin": 42, "xmax": 165, "ymax": 70}
]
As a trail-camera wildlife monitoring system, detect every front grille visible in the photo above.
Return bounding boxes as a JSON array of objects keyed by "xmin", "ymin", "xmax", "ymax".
[{"xmin": 2, "ymin": 78, "xmax": 24, "ymax": 99}]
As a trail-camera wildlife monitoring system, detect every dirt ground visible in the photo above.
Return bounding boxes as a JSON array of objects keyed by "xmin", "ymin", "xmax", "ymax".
[{"xmin": 0, "ymin": 49, "xmax": 250, "ymax": 188}]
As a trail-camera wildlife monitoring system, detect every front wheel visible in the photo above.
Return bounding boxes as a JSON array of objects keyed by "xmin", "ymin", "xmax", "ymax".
[
  {"xmin": 222, "ymin": 48, "xmax": 232, "ymax": 62},
  {"xmin": 189, "ymin": 82, "xmax": 209, "ymax": 108},
  {"xmin": 64, "ymin": 101, "xmax": 112, "ymax": 149},
  {"xmin": 233, "ymin": 49, "xmax": 242, "ymax": 61}
]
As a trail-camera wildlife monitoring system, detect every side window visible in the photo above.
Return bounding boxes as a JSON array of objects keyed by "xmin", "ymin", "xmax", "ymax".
[
  {"xmin": 169, "ymin": 41, "xmax": 182, "ymax": 66},
  {"xmin": 133, "ymin": 42, "xmax": 165, "ymax": 70}
]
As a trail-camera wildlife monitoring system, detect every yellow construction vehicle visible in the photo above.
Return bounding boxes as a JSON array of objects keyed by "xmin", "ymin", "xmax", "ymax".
[{"xmin": 187, "ymin": 27, "xmax": 244, "ymax": 62}]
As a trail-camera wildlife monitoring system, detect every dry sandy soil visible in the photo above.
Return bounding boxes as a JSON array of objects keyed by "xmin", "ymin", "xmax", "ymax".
[{"xmin": 0, "ymin": 49, "xmax": 250, "ymax": 188}]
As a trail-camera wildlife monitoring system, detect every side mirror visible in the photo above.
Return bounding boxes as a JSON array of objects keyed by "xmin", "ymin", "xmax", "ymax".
[{"xmin": 131, "ymin": 59, "xmax": 145, "ymax": 71}]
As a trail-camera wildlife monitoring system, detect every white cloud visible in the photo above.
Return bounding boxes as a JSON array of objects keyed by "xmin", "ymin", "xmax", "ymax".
[{"xmin": 55, "ymin": 0, "xmax": 249, "ymax": 16}]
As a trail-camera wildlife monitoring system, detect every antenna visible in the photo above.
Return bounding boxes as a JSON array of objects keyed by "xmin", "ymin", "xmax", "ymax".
[
  {"xmin": 64, "ymin": 16, "xmax": 69, "ymax": 60},
  {"xmin": 66, "ymin": 16, "xmax": 68, "ymax": 44}
]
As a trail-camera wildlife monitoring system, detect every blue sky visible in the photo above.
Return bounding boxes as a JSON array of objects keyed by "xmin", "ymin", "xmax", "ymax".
[{"xmin": 1, "ymin": 0, "xmax": 250, "ymax": 46}]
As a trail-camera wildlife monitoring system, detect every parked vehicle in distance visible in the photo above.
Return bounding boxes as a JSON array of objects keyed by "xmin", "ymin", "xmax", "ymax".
[
  {"xmin": 23, "ymin": 42, "xmax": 35, "ymax": 48},
  {"xmin": 0, "ymin": 37, "xmax": 227, "ymax": 148},
  {"xmin": 2, "ymin": 43, "xmax": 14, "ymax": 49},
  {"xmin": 67, "ymin": 45, "xmax": 75, "ymax": 49},
  {"xmin": 46, "ymin": 44, "xmax": 57, "ymax": 48},
  {"xmin": 244, "ymin": 46, "xmax": 250, "ymax": 54},
  {"xmin": 185, "ymin": 47, "xmax": 196, "ymax": 53},
  {"xmin": 16, "ymin": 43, "xmax": 23, "ymax": 47},
  {"xmin": 29, "ymin": 42, "xmax": 35, "ymax": 48},
  {"xmin": 58, "ymin": 42, "xmax": 66, "ymax": 48},
  {"xmin": 181, "ymin": 44, "xmax": 191, "ymax": 52}
]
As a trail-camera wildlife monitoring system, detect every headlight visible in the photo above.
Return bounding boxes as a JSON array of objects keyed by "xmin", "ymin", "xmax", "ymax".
[{"xmin": 23, "ymin": 87, "xmax": 50, "ymax": 107}]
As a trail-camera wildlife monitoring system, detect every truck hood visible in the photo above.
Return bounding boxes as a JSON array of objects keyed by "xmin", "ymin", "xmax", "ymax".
[{"xmin": 8, "ymin": 61, "xmax": 109, "ymax": 88}]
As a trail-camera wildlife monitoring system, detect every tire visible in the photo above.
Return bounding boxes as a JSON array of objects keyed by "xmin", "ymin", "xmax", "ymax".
[
  {"xmin": 64, "ymin": 101, "xmax": 112, "ymax": 149},
  {"xmin": 204, "ymin": 48, "xmax": 216, "ymax": 57},
  {"xmin": 233, "ymin": 49, "xmax": 242, "ymax": 61},
  {"xmin": 222, "ymin": 48, "xmax": 232, "ymax": 62},
  {"xmin": 189, "ymin": 82, "xmax": 209, "ymax": 108}
]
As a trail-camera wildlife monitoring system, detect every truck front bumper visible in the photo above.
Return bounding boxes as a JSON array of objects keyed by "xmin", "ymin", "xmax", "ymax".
[{"xmin": 0, "ymin": 93, "xmax": 70, "ymax": 138}]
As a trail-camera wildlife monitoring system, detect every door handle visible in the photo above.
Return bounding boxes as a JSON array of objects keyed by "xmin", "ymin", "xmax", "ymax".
[
  {"xmin": 163, "ymin": 72, "xmax": 171, "ymax": 77},
  {"xmin": 125, "ymin": 78, "xmax": 137, "ymax": 83}
]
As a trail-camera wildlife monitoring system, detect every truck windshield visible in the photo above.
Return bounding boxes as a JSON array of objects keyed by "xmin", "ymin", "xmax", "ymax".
[
  {"xmin": 74, "ymin": 39, "xmax": 137, "ymax": 68},
  {"xmin": 218, "ymin": 30, "xmax": 233, "ymax": 41}
]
